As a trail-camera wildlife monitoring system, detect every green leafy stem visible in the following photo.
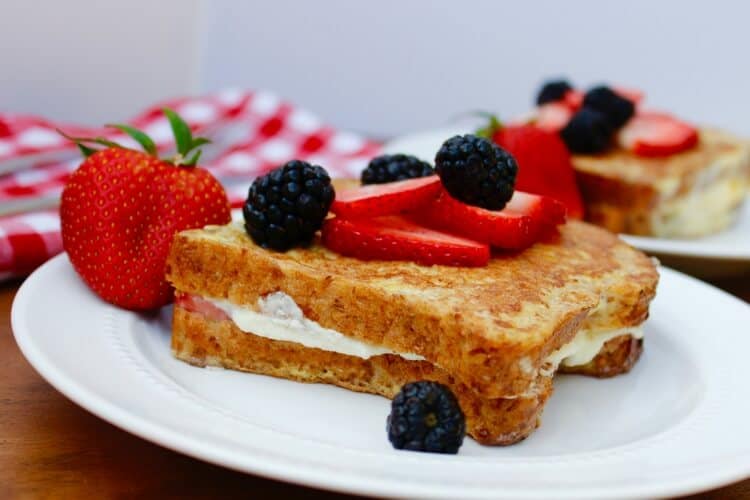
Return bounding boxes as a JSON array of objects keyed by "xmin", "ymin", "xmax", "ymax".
[{"xmin": 57, "ymin": 108, "xmax": 210, "ymax": 167}]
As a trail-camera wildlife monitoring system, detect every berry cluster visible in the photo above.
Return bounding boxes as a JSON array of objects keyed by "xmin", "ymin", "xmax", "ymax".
[
  {"xmin": 244, "ymin": 134, "xmax": 555, "ymax": 258},
  {"xmin": 537, "ymin": 80, "xmax": 634, "ymax": 154},
  {"xmin": 561, "ymin": 86, "xmax": 634, "ymax": 153},
  {"xmin": 534, "ymin": 79, "xmax": 697, "ymax": 157},
  {"xmin": 323, "ymin": 133, "xmax": 565, "ymax": 267}
]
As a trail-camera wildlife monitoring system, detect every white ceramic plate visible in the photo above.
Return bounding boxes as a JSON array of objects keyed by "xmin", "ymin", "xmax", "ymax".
[
  {"xmin": 12, "ymin": 255, "xmax": 750, "ymax": 499},
  {"xmin": 384, "ymin": 127, "xmax": 750, "ymax": 270}
]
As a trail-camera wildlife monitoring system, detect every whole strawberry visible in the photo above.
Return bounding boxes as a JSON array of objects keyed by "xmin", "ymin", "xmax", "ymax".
[
  {"xmin": 477, "ymin": 115, "xmax": 584, "ymax": 219},
  {"xmin": 60, "ymin": 109, "xmax": 231, "ymax": 310}
]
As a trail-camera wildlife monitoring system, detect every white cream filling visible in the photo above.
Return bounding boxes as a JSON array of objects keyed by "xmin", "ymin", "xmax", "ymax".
[
  {"xmin": 540, "ymin": 325, "xmax": 644, "ymax": 376},
  {"xmin": 652, "ymin": 172, "xmax": 747, "ymax": 237},
  {"xmin": 206, "ymin": 292, "xmax": 425, "ymax": 361},
  {"xmin": 205, "ymin": 292, "xmax": 642, "ymax": 383}
]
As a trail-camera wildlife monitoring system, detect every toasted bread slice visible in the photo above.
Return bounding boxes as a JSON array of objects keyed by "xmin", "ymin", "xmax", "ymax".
[
  {"xmin": 171, "ymin": 306, "xmax": 640, "ymax": 444},
  {"xmin": 574, "ymin": 128, "xmax": 750, "ymax": 237},
  {"xmin": 166, "ymin": 220, "xmax": 657, "ymax": 400}
]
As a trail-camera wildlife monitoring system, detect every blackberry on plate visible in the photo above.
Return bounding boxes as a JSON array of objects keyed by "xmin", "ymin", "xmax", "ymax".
[
  {"xmin": 434, "ymin": 134, "xmax": 517, "ymax": 210},
  {"xmin": 536, "ymin": 79, "xmax": 573, "ymax": 105},
  {"xmin": 387, "ymin": 381, "xmax": 466, "ymax": 454},
  {"xmin": 361, "ymin": 154, "xmax": 434, "ymax": 185},
  {"xmin": 583, "ymin": 86, "xmax": 635, "ymax": 128},
  {"xmin": 560, "ymin": 108, "xmax": 614, "ymax": 154},
  {"xmin": 243, "ymin": 160, "xmax": 335, "ymax": 251}
]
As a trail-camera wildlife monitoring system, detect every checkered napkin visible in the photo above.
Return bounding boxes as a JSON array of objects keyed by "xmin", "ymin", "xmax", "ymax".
[{"xmin": 0, "ymin": 89, "xmax": 381, "ymax": 280}]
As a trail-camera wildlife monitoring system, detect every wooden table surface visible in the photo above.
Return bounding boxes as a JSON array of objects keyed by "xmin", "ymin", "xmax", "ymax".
[{"xmin": 2, "ymin": 271, "xmax": 750, "ymax": 499}]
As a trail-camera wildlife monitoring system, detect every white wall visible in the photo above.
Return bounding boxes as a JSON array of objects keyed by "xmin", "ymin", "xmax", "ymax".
[
  {"xmin": 199, "ymin": 0, "xmax": 750, "ymax": 137},
  {"xmin": 0, "ymin": 0, "xmax": 201, "ymax": 124},
  {"xmin": 1, "ymin": 0, "xmax": 748, "ymax": 137}
]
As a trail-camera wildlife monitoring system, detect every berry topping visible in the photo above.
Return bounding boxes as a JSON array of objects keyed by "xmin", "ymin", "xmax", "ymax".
[
  {"xmin": 434, "ymin": 134, "xmax": 517, "ymax": 210},
  {"xmin": 416, "ymin": 189, "xmax": 565, "ymax": 250},
  {"xmin": 617, "ymin": 112, "xmax": 699, "ymax": 157},
  {"xmin": 386, "ymin": 381, "xmax": 466, "ymax": 454},
  {"xmin": 331, "ymin": 176, "xmax": 441, "ymax": 219},
  {"xmin": 493, "ymin": 124, "xmax": 584, "ymax": 219},
  {"xmin": 321, "ymin": 216, "xmax": 490, "ymax": 267},
  {"xmin": 536, "ymin": 79, "xmax": 574, "ymax": 105},
  {"xmin": 560, "ymin": 108, "xmax": 614, "ymax": 154},
  {"xmin": 59, "ymin": 109, "xmax": 231, "ymax": 310},
  {"xmin": 361, "ymin": 154, "xmax": 434, "ymax": 184},
  {"xmin": 582, "ymin": 86, "xmax": 635, "ymax": 128},
  {"xmin": 243, "ymin": 160, "xmax": 335, "ymax": 251}
]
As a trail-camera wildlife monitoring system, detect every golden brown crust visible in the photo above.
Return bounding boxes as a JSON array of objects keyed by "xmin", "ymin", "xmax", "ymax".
[
  {"xmin": 166, "ymin": 220, "xmax": 658, "ymax": 399},
  {"xmin": 172, "ymin": 306, "xmax": 551, "ymax": 445},
  {"xmin": 572, "ymin": 128, "xmax": 750, "ymax": 236},
  {"xmin": 575, "ymin": 170, "xmax": 658, "ymax": 235}
]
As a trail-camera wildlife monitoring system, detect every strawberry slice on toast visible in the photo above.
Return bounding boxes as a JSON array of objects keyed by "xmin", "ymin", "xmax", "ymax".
[
  {"xmin": 330, "ymin": 176, "xmax": 441, "ymax": 218},
  {"xmin": 416, "ymin": 190, "xmax": 566, "ymax": 250},
  {"xmin": 618, "ymin": 112, "xmax": 698, "ymax": 157},
  {"xmin": 321, "ymin": 215, "xmax": 490, "ymax": 267}
]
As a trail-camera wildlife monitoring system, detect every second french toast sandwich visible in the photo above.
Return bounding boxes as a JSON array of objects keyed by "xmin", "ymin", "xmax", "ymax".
[
  {"xmin": 166, "ymin": 138, "xmax": 659, "ymax": 445},
  {"xmin": 530, "ymin": 80, "xmax": 750, "ymax": 237}
]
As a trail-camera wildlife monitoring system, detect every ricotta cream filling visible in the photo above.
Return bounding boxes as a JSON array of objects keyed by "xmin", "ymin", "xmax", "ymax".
[
  {"xmin": 540, "ymin": 325, "xmax": 644, "ymax": 377},
  {"xmin": 206, "ymin": 292, "xmax": 643, "ymax": 379},
  {"xmin": 206, "ymin": 292, "xmax": 425, "ymax": 361},
  {"xmin": 652, "ymin": 171, "xmax": 747, "ymax": 237}
]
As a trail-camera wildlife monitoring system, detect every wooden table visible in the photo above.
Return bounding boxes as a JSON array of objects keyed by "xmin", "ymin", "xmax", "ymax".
[{"xmin": 2, "ymin": 273, "xmax": 749, "ymax": 499}]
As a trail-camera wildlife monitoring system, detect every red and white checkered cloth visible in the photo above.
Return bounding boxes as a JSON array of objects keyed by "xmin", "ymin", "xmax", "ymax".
[{"xmin": 0, "ymin": 89, "xmax": 381, "ymax": 280}]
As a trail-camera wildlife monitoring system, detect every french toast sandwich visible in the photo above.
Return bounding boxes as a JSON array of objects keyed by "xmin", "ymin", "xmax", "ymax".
[
  {"xmin": 166, "ymin": 219, "xmax": 658, "ymax": 445},
  {"xmin": 574, "ymin": 128, "xmax": 750, "ymax": 237}
]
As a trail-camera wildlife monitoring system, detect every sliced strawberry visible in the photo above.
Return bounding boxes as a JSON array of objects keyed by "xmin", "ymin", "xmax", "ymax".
[
  {"xmin": 617, "ymin": 111, "xmax": 698, "ymax": 157},
  {"xmin": 416, "ymin": 190, "xmax": 566, "ymax": 250},
  {"xmin": 563, "ymin": 90, "xmax": 584, "ymax": 111},
  {"xmin": 175, "ymin": 293, "xmax": 229, "ymax": 322},
  {"xmin": 535, "ymin": 102, "xmax": 573, "ymax": 133},
  {"xmin": 330, "ymin": 176, "xmax": 441, "ymax": 218},
  {"xmin": 321, "ymin": 215, "xmax": 489, "ymax": 267},
  {"xmin": 506, "ymin": 191, "xmax": 566, "ymax": 228}
]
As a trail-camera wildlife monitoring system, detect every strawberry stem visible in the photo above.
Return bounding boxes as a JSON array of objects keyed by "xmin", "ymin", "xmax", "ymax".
[
  {"xmin": 184, "ymin": 149, "xmax": 202, "ymax": 166},
  {"xmin": 472, "ymin": 111, "xmax": 503, "ymax": 139},
  {"xmin": 106, "ymin": 124, "xmax": 157, "ymax": 155},
  {"xmin": 58, "ymin": 109, "xmax": 210, "ymax": 166},
  {"xmin": 56, "ymin": 129, "xmax": 121, "ymax": 157},
  {"xmin": 163, "ymin": 107, "xmax": 211, "ymax": 165}
]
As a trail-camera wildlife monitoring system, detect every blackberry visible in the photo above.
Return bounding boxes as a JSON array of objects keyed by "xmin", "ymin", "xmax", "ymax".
[
  {"xmin": 560, "ymin": 108, "xmax": 614, "ymax": 154},
  {"xmin": 434, "ymin": 134, "xmax": 517, "ymax": 210},
  {"xmin": 361, "ymin": 154, "xmax": 434, "ymax": 185},
  {"xmin": 243, "ymin": 160, "xmax": 335, "ymax": 251},
  {"xmin": 583, "ymin": 86, "xmax": 634, "ymax": 128},
  {"xmin": 387, "ymin": 381, "xmax": 466, "ymax": 454},
  {"xmin": 536, "ymin": 79, "xmax": 573, "ymax": 105}
]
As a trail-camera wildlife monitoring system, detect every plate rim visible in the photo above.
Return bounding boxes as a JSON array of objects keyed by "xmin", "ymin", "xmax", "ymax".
[
  {"xmin": 383, "ymin": 127, "xmax": 750, "ymax": 262},
  {"xmin": 11, "ymin": 254, "xmax": 750, "ymax": 499}
]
